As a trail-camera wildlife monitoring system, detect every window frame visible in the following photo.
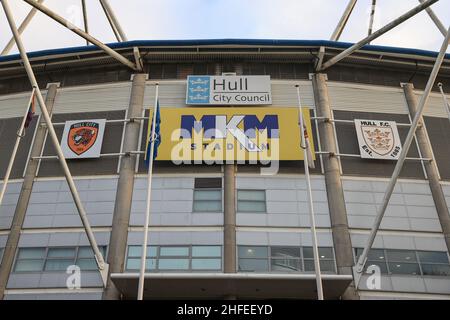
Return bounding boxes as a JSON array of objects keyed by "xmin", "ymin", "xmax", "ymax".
[
  {"xmin": 192, "ymin": 188, "xmax": 223, "ymax": 213},
  {"xmin": 236, "ymin": 189, "xmax": 267, "ymax": 213}
]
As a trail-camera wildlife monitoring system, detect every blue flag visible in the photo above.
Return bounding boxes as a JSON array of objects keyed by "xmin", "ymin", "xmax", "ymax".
[{"xmin": 144, "ymin": 100, "xmax": 161, "ymax": 166}]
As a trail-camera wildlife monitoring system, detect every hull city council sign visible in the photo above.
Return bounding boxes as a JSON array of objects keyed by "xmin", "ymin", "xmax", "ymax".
[
  {"xmin": 355, "ymin": 119, "xmax": 402, "ymax": 160},
  {"xmin": 148, "ymin": 107, "xmax": 315, "ymax": 163},
  {"xmin": 186, "ymin": 75, "xmax": 272, "ymax": 105},
  {"xmin": 61, "ymin": 119, "xmax": 106, "ymax": 159}
]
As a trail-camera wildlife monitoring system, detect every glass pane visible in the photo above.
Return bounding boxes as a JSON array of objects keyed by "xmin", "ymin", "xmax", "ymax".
[
  {"xmin": 15, "ymin": 259, "xmax": 44, "ymax": 272},
  {"xmin": 238, "ymin": 190, "xmax": 265, "ymax": 201},
  {"xmin": 193, "ymin": 200, "xmax": 222, "ymax": 212},
  {"xmin": 192, "ymin": 246, "xmax": 221, "ymax": 257},
  {"xmin": 421, "ymin": 264, "xmax": 450, "ymax": 276},
  {"xmin": 238, "ymin": 259, "xmax": 269, "ymax": 272},
  {"xmin": 388, "ymin": 262, "xmax": 420, "ymax": 275},
  {"xmin": 303, "ymin": 247, "xmax": 334, "ymax": 260},
  {"xmin": 47, "ymin": 248, "xmax": 76, "ymax": 258},
  {"xmin": 237, "ymin": 201, "xmax": 266, "ymax": 212},
  {"xmin": 386, "ymin": 250, "xmax": 417, "ymax": 263},
  {"xmin": 365, "ymin": 261, "xmax": 389, "ymax": 274},
  {"xmin": 271, "ymin": 258, "xmax": 301, "ymax": 272},
  {"xmin": 238, "ymin": 246, "xmax": 268, "ymax": 259},
  {"xmin": 158, "ymin": 259, "xmax": 189, "ymax": 270},
  {"xmin": 192, "ymin": 258, "xmax": 221, "ymax": 270},
  {"xmin": 194, "ymin": 190, "xmax": 221, "ymax": 201},
  {"xmin": 304, "ymin": 260, "xmax": 336, "ymax": 273},
  {"xmin": 355, "ymin": 248, "xmax": 386, "ymax": 262},
  {"xmin": 271, "ymin": 247, "xmax": 301, "ymax": 259},
  {"xmin": 417, "ymin": 251, "xmax": 449, "ymax": 264},
  {"xmin": 126, "ymin": 258, "xmax": 156, "ymax": 271},
  {"xmin": 44, "ymin": 259, "xmax": 74, "ymax": 271},
  {"xmin": 76, "ymin": 258, "xmax": 97, "ymax": 271},
  {"xmin": 127, "ymin": 246, "xmax": 157, "ymax": 258},
  {"xmin": 160, "ymin": 247, "xmax": 189, "ymax": 257},
  {"xmin": 17, "ymin": 248, "xmax": 46, "ymax": 259}
]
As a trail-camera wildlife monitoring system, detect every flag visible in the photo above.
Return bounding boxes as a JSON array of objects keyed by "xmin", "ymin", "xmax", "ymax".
[
  {"xmin": 24, "ymin": 91, "xmax": 36, "ymax": 129},
  {"xmin": 144, "ymin": 100, "xmax": 161, "ymax": 165},
  {"xmin": 300, "ymin": 112, "xmax": 315, "ymax": 169}
]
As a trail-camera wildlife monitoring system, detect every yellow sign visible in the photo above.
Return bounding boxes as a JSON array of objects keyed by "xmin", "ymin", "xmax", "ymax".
[{"xmin": 149, "ymin": 107, "xmax": 315, "ymax": 162}]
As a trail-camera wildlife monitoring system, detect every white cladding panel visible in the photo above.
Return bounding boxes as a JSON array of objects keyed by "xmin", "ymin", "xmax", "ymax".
[
  {"xmin": 1, "ymin": 80, "xmax": 449, "ymax": 119},
  {"xmin": 0, "ymin": 91, "xmax": 47, "ymax": 119},
  {"xmin": 51, "ymin": 82, "xmax": 132, "ymax": 114}
]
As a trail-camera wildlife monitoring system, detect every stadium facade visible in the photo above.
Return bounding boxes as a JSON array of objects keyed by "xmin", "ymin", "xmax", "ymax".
[{"xmin": 0, "ymin": 39, "xmax": 449, "ymax": 300}]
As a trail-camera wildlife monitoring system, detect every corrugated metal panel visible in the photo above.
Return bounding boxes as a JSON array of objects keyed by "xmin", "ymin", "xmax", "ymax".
[
  {"xmin": 0, "ymin": 90, "xmax": 47, "ymax": 119},
  {"xmin": 415, "ymin": 92, "xmax": 450, "ymax": 118},
  {"xmin": 328, "ymin": 82, "xmax": 409, "ymax": 114},
  {"xmin": 143, "ymin": 80, "xmax": 315, "ymax": 108},
  {"xmin": 52, "ymin": 82, "xmax": 132, "ymax": 114}
]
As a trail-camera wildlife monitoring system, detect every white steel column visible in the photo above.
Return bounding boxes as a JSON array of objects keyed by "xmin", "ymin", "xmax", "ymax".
[
  {"xmin": 419, "ymin": 0, "xmax": 447, "ymax": 36},
  {"xmin": 1, "ymin": 0, "xmax": 45, "ymax": 56},
  {"xmin": 99, "ymin": 0, "xmax": 128, "ymax": 42},
  {"xmin": 1, "ymin": 0, "xmax": 109, "ymax": 285}
]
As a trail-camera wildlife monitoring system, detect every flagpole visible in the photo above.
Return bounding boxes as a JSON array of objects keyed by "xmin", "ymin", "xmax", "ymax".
[
  {"xmin": 296, "ymin": 85, "xmax": 324, "ymax": 300},
  {"xmin": 438, "ymin": 83, "xmax": 450, "ymax": 124},
  {"xmin": 0, "ymin": 88, "xmax": 36, "ymax": 207},
  {"xmin": 137, "ymin": 83, "xmax": 159, "ymax": 300}
]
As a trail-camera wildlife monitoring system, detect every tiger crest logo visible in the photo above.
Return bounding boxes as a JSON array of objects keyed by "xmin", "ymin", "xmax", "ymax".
[{"xmin": 67, "ymin": 121, "xmax": 99, "ymax": 155}]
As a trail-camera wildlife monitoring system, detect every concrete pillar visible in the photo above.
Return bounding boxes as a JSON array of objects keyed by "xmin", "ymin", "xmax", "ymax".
[
  {"xmin": 0, "ymin": 83, "xmax": 59, "ymax": 300},
  {"xmin": 402, "ymin": 83, "xmax": 450, "ymax": 254},
  {"xmin": 311, "ymin": 74, "xmax": 359, "ymax": 300},
  {"xmin": 103, "ymin": 74, "xmax": 147, "ymax": 300},
  {"xmin": 223, "ymin": 164, "xmax": 236, "ymax": 274}
]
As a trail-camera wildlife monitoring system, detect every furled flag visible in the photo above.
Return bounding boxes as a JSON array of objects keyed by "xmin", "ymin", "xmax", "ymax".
[
  {"xmin": 300, "ymin": 112, "xmax": 315, "ymax": 169},
  {"xmin": 144, "ymin": 100, "xmax": 161, "ymax": 166},
  {"xmin": 24, "ymin": 91, "xmax": 36, "ymax": 129}
]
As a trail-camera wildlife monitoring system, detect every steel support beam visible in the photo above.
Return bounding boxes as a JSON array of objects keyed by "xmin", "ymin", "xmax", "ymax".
[
  {"xmin": 355, "ymin": 26, "xmax": 450, "ymax": 276},
  {"xmin": 103, "ymin": 74, "xmax": 147, "ymax": 300},
  {"xmin": 0, "ymin": 84, "xmax": 57, "ymax": 300},
  {"xmin": 1, "ymin": 0, "xmax": 108, "ymax": 284},
  {"xmin": 319, "ymin": 0, "xmax": 439, "ymax": 71},
  {"xmin": 419, "ymin": 0, "xmax": 447, "ymax": 36},
  {"xmin": 224, "ymin": 164, "xmax": 236, "ymax": 275},
  {"xmin": 99, "ymin": 0, "xmax": 128, "ymax": 42},
  {"xmin": 402, "ymin": 83, "xmax": 450, "ymax": 256},
  {"xmin": 368, "ymin": 0, "xmax": 377, "ymax": 39},
  {"xmin": 22, "ymin": 0, "xmax": 137, "ymax": 70},
  {"xmin": 81, "ymin": 0, "xmax": 89, "ymax": 46},
  {"xmin": 1, "ymin": 0, "xmax": 45, "ymax": 56},
  {"xmin": 311, "ymin": 74, "xmax": 359, "ymax": 300},
  {"xmin": 331, "ymin": 0, "xmax": 358, "ymax": 41}
]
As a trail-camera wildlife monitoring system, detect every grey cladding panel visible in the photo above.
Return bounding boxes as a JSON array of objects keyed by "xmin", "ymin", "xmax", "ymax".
[{"xmin": 424, "ymin": 116, "xmax": 450, "ymax": 180}]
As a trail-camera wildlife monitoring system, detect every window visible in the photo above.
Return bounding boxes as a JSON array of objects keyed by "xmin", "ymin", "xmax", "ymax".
[
  {"xmin": 193, "ymin": 178, "xmax": 222, "ymax": 212},
  {"xmin": 14, "ymin": 246, "xmax": 107, "ymax": 273},
  {"xmin": 354, "ymin": 248, "xmax": 450, "ymax": 277},
  {"xmin": 125, "ymin": 245, "xmax": 222, "ymax": 272},
  {"xmin": 237, "ymin": 190, "xmax": 266, "ymax": 213},
  {"xmin": 238, "ymin": 246, "xmax": 336, "ymax": 274}
]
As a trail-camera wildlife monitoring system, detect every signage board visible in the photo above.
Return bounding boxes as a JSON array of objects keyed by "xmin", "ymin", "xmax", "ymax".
[
  {"xmin": 61, "ymin": 119, "xmax": 106, "ymax": 159},
  {"xmin": 186, "ymin": 75, "xmax": 272, "ymax": 105}
]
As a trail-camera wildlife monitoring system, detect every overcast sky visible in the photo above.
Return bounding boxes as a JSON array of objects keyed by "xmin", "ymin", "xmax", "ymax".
[{"xmin": 0, "ymin": 0, "xmax": 449, "ymax": 55}]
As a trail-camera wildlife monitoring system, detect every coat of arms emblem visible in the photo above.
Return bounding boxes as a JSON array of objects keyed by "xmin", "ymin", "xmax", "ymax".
[
  {"xmin": 361, "ymin": 126, "xmax": 394, "ymax": 156},
  {"xmin": 67, "ymin": 122, "xmax": 99, "ymax": 155},
  {"xmin": 355, "ymin": 119, "xmax": 402, "ymax": 160}
]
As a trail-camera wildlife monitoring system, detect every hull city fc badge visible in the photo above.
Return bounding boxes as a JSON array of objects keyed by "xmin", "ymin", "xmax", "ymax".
[
  {"xmin": 68, "ymin": 122, "xmax": 99, "ymax": 155},
  {"xmin": 61, "ymin": 119, "xmax": 106, "ymax": 159},
  {"xmin": 354, "ymin": 119, "xmax": 402, "ymax": 160}
]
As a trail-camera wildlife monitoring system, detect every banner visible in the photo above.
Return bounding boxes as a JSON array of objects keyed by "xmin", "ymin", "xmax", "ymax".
[
  {"xmin": 61, "ymin": 119, "xmax": 106, "ymax": 159},
  {"xmin": 355, "ymin": 119, "xmax": 402, "ymax": 160},
  {"xmin": 186, "ymin": 75, "xmax": 272, "ymax": 105},
  {"xmin": 149, "ymin": 107, "xmax": 314, "ymax": 162}
]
